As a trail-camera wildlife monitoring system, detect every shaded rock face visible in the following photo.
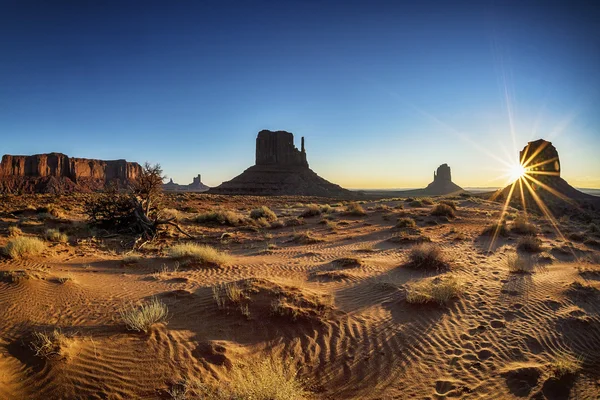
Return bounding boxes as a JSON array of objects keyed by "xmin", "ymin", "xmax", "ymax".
[
  {"xmin": 520, "ymin": 139, "xmax": 560, "ymax": 179},
  {"xmin": 495, "ymin": 138, "xmax": 599, "ymax": 215},
  {"xmin": 419, "ymin": 163, "xmax": 463, "ymax": 195},
  {"xmin": 211, "ymin": 130, "xmax": 351, "ymax": 197},
  {"xmin": 256, "ymin": 130, "xmax": 308, "ymax": 167},
  {"xmin": 433, "ymin": 163, "xmax": 452, "ymax": 183},
  {"xmin": 0, "ymin": 153, "xmax": 141, "ymax": 193}
]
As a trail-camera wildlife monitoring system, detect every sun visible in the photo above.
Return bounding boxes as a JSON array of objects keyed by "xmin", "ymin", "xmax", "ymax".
[{"xmin": 509, "ymin": 164, "xmax": 527, "ymax": 182}]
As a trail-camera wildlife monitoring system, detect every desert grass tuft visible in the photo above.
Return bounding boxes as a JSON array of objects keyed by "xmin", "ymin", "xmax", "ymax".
[
  {"xmin": 511, "ymin": 215, "xmax": 537, "ymax": 235},
  {"xmin": 396, "ymin": 217, "xmax": 416, "ymax": 228},
  {"xmin": 3, "ymin": 237, "xmax": 46, "ymax": 259},
  {"xmin": 406, "ymin": 244, "xmax": 449, "ymax": 271},
  {"xmin": 550, "ymin": 352, "xmax": 582, "ymax": 378},
  {"xmin": 290, "ymin": 231, "xmax": 323, "ymax": 244},
  {"xmin": 300, "ymin": 204, "xmax": 322, "ymax": 218},
  {"xmin": 517, "ymin": 235, "xmax": 543, "ymax": 253},
  {"xmin": 195, "ymin": 209, "xmax": 246, "ymax": 226},
  {"xmin": 168, "ymin": 243, "xmax": 232, "ymax": 266},
  {"xmin": 120, "ymin": 297, "xmax": 168, "ymax": 332},
  {"xmin": 344, "ymin": 202, "xmax": 366, "ymax": 216},
  {"xmin": 182, "ymin": 358, "xmax": 309, "ymax": 400},
  {"xmin": 44, "ymin": 228, "xmax": 69, "ymax": 243},
  {"xmin": 481, "ymin": 222, "xmax": 509, "ymax": 237},
  {"xmin": 250, "ymin": 206, "xmax": 278, "ymax": 222},
  {"xmin": 431, "ymin": 203, "xmax": 455, "ymax": 218},
  {"xmin": 405, "ymin": 275, "xmax": 463, "ymax": 305},
  {"xmin": 506, "ymin": 253, "xmax": 535, "ymax": 273},
  {"xmin": 8, "ymin": 225, "xmax": 23, "ymax": 237}
]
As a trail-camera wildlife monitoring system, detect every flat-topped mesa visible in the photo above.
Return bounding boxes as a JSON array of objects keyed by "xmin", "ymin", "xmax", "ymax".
[
  {"xmin": 256, "ymin": 130, "xmax": 308, "ymax": 167},
  {"xmin": 0, "ymin": 152, "xmax": 142, "ymax": 193},
  {"xmin": 433, "ymin": 163, "xmax": 452, "ymax": 183}
]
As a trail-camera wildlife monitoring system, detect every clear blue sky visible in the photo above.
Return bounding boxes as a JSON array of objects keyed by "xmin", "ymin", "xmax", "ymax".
[{"xmin": 1, "ymin": 0, "xmax": 599, "ymax": 188}]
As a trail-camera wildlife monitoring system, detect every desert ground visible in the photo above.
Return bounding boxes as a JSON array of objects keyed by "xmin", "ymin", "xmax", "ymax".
[{"xmin": 1, "ymin": 193, "xmax": 599, "ymax": 399}]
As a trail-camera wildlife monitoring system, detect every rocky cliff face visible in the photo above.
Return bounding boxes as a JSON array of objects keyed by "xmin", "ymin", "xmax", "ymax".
[
  {"xmin": 0, "ymin": 153, "xmax": 142, "ymax": 193},
  {"xmin": 211, "ymin": 130, "xmax": 352, "ymax": 197}
]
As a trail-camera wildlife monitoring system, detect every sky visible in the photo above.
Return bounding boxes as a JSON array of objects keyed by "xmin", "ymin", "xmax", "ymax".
[{"xmin": 1, "ymin": 0, "xmax": 599, "ymax": 189}]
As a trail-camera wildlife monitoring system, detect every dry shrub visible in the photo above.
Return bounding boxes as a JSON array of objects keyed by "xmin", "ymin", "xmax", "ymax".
[
  {"xmin": 344, "ymin": 202, "xmax": 366, "ymax": 216},
  {"xmin": 284, "ymin": 217, "xmax": 305, "ymax": 227},
  {"xmin": 439, "ymin": 199, "xmax": 457, "ymax": 210},
  {"xmin": 506, "ymin": 253, "xmax": 535, "ymax": 273},
  {"xmin": 405, "ymin": 275, "xmax": 463, "ymax": 305},
  {"xmin": 270, "ymin": 220, "xmax": 285, "ymax": 229},
  {"xmin": 511, "ymin": 215, "xmax": 537, "ymax": 235},
  {"xmin": 120, "ymin": 297, "xmax": 168, "ymax": 332},
  {"xmin": 3, "ymin": 237, "xmax": 46, "ymax": 259},
  {"xmin": 300, "ymin": 204, "xmax": 321, "ymax": 218},
  {"xmin": 30, "ymin": 329, "xmax": 70, "ymax": 359},
  {"xmin": 213, "ymin": 282, "xmax": 246, "ymax": 308},
  {"xmin": 195, "ymin": 209, "xmax": 245, "ymax": 226},
  {"xmin": 420, "ymin": 197, "xmax": 434, "ymax": 205},
  {"xmin": 320, "ymin": 204, "xmax": 332, "ymax": 213},
  {"xmin": 250, "ymin": 206, "xmax": 277, "ymax": 222},
  {"xmin": 0, "ymin": 270, "xmax": 32, "ymax": 283},
  {"xmin": 517, "ymin": 235, "xmax": 543, "ymax": 253},
  {"xmin": 406, "ymin": 244, "xmax": 449, "ymax": 271},
  {"xmin": 396, "ymin": 217, "xmax": 416, "ymax": 228},
  {"xmin": 122, "ymin": 253, "xmax": 142, "ymax": 265},
  {"xmin": 551, "ymin": 353, "xmax": 582, "ymax": 378},
  {"xmin": 162, "ymin": 208, "xmax": 181, "ymax": 221},
  {"xmin": 409, "ymin": 200, "xmax": 423, "ymax": 207},
  {"xmin": 8, "ymin": 226, "xmax": 23, "ymax": 237},
  {"xmin": 44, "ymin": 228, "xmax": 68, "ymax": 243},
  {"xmin": 183, "ymin": 358, "xmax": 308, "ymax": 400},
  {"xmin": 168, "ymin": 243, "xmax": 232, "ymax": 266},
  {"xmin": 389, "ymin": 230, "xmax": 431, "ymax": 244},
  {"xmin": 431, "ymin": 203, "xmax": 455, "ymax": 218},
  {"xmin": 290, "ymin": 231, "xmax": 323, "ymax": 244},
  {"xmin": 481, "ymin": 222, "xmax": 509, "ymax": 237}
]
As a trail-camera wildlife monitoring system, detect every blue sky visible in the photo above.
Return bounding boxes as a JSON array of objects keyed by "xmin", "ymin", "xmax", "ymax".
[{"xmin": 1, "ymin": 0, "xmax": 599, "ymax": 188}]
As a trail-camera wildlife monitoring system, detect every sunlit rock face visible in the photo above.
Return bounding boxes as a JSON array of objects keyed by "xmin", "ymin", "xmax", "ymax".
[
  {"xmin": 520, "ymin": 139, "xmax": 560, "ymax": 179},
  {"xmin": 210, "ymin": 130, "xmax": 351, "ymax": 197},
  {"xmin": 0, "ymin": 153, "xmax": 141, "ymax": 193}
]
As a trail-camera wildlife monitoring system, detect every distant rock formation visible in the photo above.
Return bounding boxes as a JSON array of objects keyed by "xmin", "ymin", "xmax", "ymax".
[
  {"xmin": 210, "ymin": 130, "xmax": 352, "ymax": 197},
  {"xmin": 422, "ymin": 163, "xmax": 463, "ymax": 195},
  {"xmin": 163, "ymin": 174, "xmax": 209, "ymax": 192},
  {"xmin": 0, "ymin": 152, "xmax": 141, "ymax": 193},
  {"xmin": 494, "ymin": 139, "xmax": 599, "ymax": 214}
]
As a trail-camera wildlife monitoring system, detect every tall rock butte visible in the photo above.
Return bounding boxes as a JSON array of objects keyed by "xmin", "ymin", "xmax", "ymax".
[
  {"xmin": 399, "ymin": 163, "xmax": 463, "ymax": 196},
  {"xmin": 209, "ymin": 130, "xmax": 352, "ymax": 197},
  {"xmin": 495, "ymin": 139, "xmax": 599, "ymax": 212},
  {"xmin": 0, "ymin": 152, "xmax": 142, "ymax": 193}
]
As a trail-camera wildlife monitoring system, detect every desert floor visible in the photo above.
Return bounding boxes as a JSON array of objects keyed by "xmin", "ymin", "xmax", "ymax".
[{"xmin": 1, "ymin": 193, "xmax": 599, "ymax": 399}]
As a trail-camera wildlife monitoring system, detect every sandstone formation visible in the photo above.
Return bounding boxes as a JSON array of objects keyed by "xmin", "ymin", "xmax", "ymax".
[
  {"xmin": 163, "ymin": 174, "xmax": 209, "ymax": 192},
  {"xmin": 494, "ymin": 139, "xmax": 599, "ymax": 213},
  {"xmin": 423, "ymin": 163, "xmax": 463, "ymax": 195},
  {"xmin": 210, "ymin": 130, "xmax": 352, "ymax": 197},
  {"xmin": 0, "ymin": 152, "xmax": 141, "ymax": 194}
]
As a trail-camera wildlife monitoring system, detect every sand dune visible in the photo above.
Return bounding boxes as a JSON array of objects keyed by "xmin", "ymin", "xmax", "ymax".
[{"xmin": 1, "ymin": 194, "xmax": 599, "ymax": 399}]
